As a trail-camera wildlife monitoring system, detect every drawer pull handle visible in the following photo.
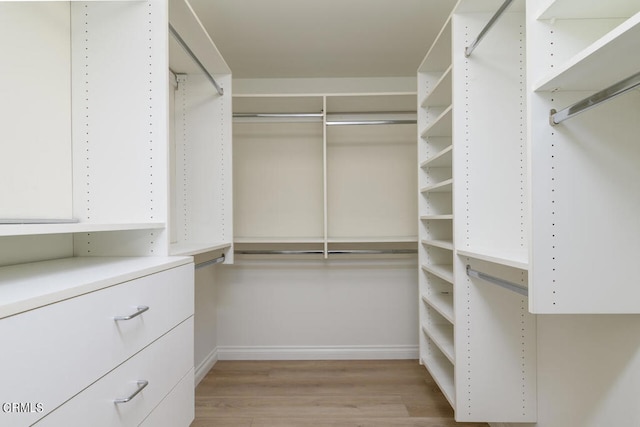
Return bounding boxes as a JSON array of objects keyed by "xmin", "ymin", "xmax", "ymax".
[
  {"xmin": 114, "ymin": 380, "xmax": 149, "ymax": 404},
  {"xmin": 114, "ymin": 305, "xmax": 149, "ymax": 321}
]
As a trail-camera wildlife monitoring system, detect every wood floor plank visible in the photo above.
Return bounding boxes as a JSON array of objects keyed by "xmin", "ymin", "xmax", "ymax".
[
  {"xmin": 195, "ymin": 396, "xmax": 410, "ymax": 418},
  {"xmin": 191, "ymin": 360, "xmax": 489, "ymax": 427},
  {"xmin": 249, "ymin": 418, "xmax": 490, "ymax": 427}
]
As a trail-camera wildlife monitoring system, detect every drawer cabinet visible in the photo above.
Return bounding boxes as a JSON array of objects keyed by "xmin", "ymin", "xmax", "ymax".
[
  {"xmin": 0, "ymin": 260, "xmax": 194, "ymax": 427},
  {"xmin": 35, "ymin": 318, "xmax": 193, "ymax": 427}
]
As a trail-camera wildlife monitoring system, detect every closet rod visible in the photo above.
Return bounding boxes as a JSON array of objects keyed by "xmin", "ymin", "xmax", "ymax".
[
  {"xmin": 195, "ymin": 254, "xmax": 225, "ymax": 269},
  {"xmin": 464, "ymin": 0, "xmax": 515, "ymax": 57},
  {"xmin": 235, "ymin": 249, "xmax": 417, "ymax": 255},
  {"xmin": 466, "ymin": 265, "xmax": 528, "ymax": 296},
  {"xmin": 233, "ymin": 113, "xmax": 324, "ymax": 118},
  {"xmin": 169, "ymin": 24, "xmax": 224, "ymax": 96},
  {"xmin": 326, "ymin": 119, "xmax": 417, "ymax": 126},
  {"xmin": 236, "ymin": 250, "xmax": 323, "ymax": 255},
  {"xmin": 549, "ymin": 70, "xmax": 640, "ymax": 125}
]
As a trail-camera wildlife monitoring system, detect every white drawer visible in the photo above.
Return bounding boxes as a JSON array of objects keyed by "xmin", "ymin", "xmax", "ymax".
[
  {"xmin": 0, "ymin": 263, "xmax": 193, "ymax": 427},
  {"xmin": 139, "ymin": 368, "xmax": 194, "ymax": 427},
  {"xmin": 35, "ymin": 317, "xmax": 194, "ymax": 427}
]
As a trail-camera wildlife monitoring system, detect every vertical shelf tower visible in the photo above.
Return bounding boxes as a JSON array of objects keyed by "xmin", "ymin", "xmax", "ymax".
[{"xmin": 418, "ymin": 0, "xmax": 537, "ymax": 422}]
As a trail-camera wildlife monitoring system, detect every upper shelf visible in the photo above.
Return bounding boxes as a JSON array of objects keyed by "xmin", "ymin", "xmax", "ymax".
[
  {"xmin": 537, "ymin": 0, "xmax": 639, "ymax": 19},
  {"xmin": 535, "ymin": 12, "xmax": 640, "ymax": 91},
  {"xmin": 418, "ymin": 18, "xmax": 452, "ymax": 73},
  {"xmin": 0, "ymin": 222, "xmax": 164, "ymax": 237}
]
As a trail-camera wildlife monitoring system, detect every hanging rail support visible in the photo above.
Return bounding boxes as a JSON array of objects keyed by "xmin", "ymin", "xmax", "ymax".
[
  {"xmin": 464, "ymin": 0, "xmax": 515, "ymax": 57},
  {"xmin": 169, "ymin": 24, "xmax": 224, "ymax": 96},
  {"xmin": 195, "ymin": 254, "xmax": 225, "ymax": 269},
  {"xmin": 466, "ymin": 265, "xmax": 528, "ymax": 296},
  {"xmin": 549, "ymin": 70, "xmax": 640, "ymax": 126}
]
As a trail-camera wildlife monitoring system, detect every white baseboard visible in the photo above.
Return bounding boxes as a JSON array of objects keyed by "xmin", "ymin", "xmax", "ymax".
[
  {"xmin": 216, "ymin": 345, "xmax": 419, "ymax": 361},
  {"xmin": 194, "ymin": 347, "xmax": 219, "ymax": 386}
]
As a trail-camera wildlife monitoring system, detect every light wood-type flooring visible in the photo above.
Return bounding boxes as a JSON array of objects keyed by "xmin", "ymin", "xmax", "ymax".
[{"xmin": 191, "ymin": 360, "xmax": 489, "ymax": 427}]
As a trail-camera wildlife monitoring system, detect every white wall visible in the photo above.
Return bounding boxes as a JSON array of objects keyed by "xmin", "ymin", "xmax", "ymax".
[{"xmin": 214, "ymin": 258, "xmax": 419, "ymax": 360}]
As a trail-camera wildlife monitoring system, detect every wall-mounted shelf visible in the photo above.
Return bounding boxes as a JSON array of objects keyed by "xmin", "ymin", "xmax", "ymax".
[{"xmin": 534, "ymin": 12, "xmax": 640, "ymax": 91}]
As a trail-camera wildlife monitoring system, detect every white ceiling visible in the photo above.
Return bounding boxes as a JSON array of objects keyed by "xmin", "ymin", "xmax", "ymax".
[{"xmin": 187, "ymin": 0, "xmax": 457, "ymax": 79}]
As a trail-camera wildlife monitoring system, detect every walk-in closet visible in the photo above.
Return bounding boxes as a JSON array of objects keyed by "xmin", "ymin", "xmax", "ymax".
[{"xmin": 1, "ymin": 0, "xmax": 639, "ymax": 426}]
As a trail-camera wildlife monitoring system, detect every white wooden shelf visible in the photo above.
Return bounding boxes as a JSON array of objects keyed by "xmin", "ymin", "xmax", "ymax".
[
  {"xmin": 420, "ymin": 214, "xmax": 453, "ymax": 221},
  {"xmin": 535, "ymin": 12, "xmax": 640, "ymax": 91},
  {"xmin": 420, "ymin": 106, "xmax": 452, "ymax": 138},
  {"xmin": 327, "ymin": 236, "xmax": 418, "ymax": 243},
  {"xmin": 421, "ymin": 353, "xmax": 455, "ymax": 409},
  {"xmin": 0, "ymin": 256, "xmax": 192, "ymax": 319},
  {"xmin": 420, "ymin": 179, "xmax": 453, "ymax": 194},
  {"xmin": 422, "ymin": 323, "xmax": 455, "ymax": 364},
  {"xmin": 0, "ymin": 222, "xmax": 165, "ymax": 238},
  {"xmin": 420, "ymin": 145, "xmax": 453, "ymax": 169},
  {"xmin": 422, "ymin": 239, "xmax": 454, "ymax": 251},
  {"xmin": 170, "ymin": 241, "xmax": 231, "ymax": 257},
  {"xmin": 421, "ymin": 292, "xmax": 454, "ymax": 324},
  {"xmin": 420, "ymin": 66, "xmax": 453, "ymax": 108},
  {"xmin": 418, "ymin": 18, "xmax": 452, "ymax": 72},
  {"xmin": 421, "ymin": 263, "xmax": 454, "ymax": 284},
  {"xmin": 537, "ymin": 0, "xmax": 638, "ymax": 20},
  {"xmin": 457, "ymin": 249, "xmax": 528, "ymax": 270},
  {"xmin": 234, "ymin": 237, "xmax": 324, "ymax": 244}
]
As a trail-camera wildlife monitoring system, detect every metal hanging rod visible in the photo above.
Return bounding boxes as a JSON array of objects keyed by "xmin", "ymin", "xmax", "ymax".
[
  {"xmin": 550, "ymin": 71, "xmax": 640, "ymax": 125},
  {"xmin": 195, "ymin": 254, "xmax": 225, "ymax": 269},
  {"xmin": 169, "ymin": 24, "xmax": 224, "ymax": 96},
  {"xmin": 464, "ymin": 0, "xmax": 515, "ymax": 57},
  {"xmin": 236, "ymin": 250, "xmax": 323, "ymax": 255},
  {"xmin": 326, "ymin": 119, "xmax": 417, "ymax": 126},
  {"xmin": 235, "ymin": 249, "xmax": 417, "ymax": 255},
  {"xmin": 234, "ymin": 113, "xmax": 324, "ymax": 118},
  {"xmin": 466, "ymin": 265, "xmax": 528, "ymax": 296}
]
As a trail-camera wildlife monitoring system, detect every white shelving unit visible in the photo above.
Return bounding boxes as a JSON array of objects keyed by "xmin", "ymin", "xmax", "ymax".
[
  {"xmin": 417, "ymin": 8, "xmax": 456, "ymax": 413},
  {"xmin": 527, "ymin": 0, "xmax": 640, "ymax": 313},
  {"xmin": 232, "ymin": 93, "xmax": 418, "ymax": 258},
  {"xmin": 168, "ymin": 0, "xmax": 234, "ymax": 262},
  {"xmin": 419, "ymin": 0, "xmax": 537, "ymax": 422},
  {"xmin": 0, "ymin": 2, "xmax": 232, "ymax": 425}
]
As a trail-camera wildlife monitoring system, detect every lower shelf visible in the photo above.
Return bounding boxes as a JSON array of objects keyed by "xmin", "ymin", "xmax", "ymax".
[{"xmin": 422, "ymin": 351, "xmax": 455, "ymax": 410}]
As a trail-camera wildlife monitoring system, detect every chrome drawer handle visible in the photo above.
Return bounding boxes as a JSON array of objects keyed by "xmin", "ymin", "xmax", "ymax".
[
  {"xmin": 113, "ymin": 305, "xmax": 149, "ymax": 321},
  {"xmin": 114, "ymin": 380, "xmax": 149, "ymax": 404}
]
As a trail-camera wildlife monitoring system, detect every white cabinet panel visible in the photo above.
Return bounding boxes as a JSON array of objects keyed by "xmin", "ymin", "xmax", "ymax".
[{"xmin": 0, "ymin": 264, "xmax": 193, "ymax": 425}]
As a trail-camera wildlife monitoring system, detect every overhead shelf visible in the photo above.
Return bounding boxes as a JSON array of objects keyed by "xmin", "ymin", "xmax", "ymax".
[
  {"xmin": 535, "ymin": 12, "xmax": 640, "ymax": 91},
  {"xmin": 0, "ymin": 222, "xmax": 165, "ymax": 237},
  {"xmin": 537, "ymin": 0, "xmax": 638, "ymax": 20}
]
